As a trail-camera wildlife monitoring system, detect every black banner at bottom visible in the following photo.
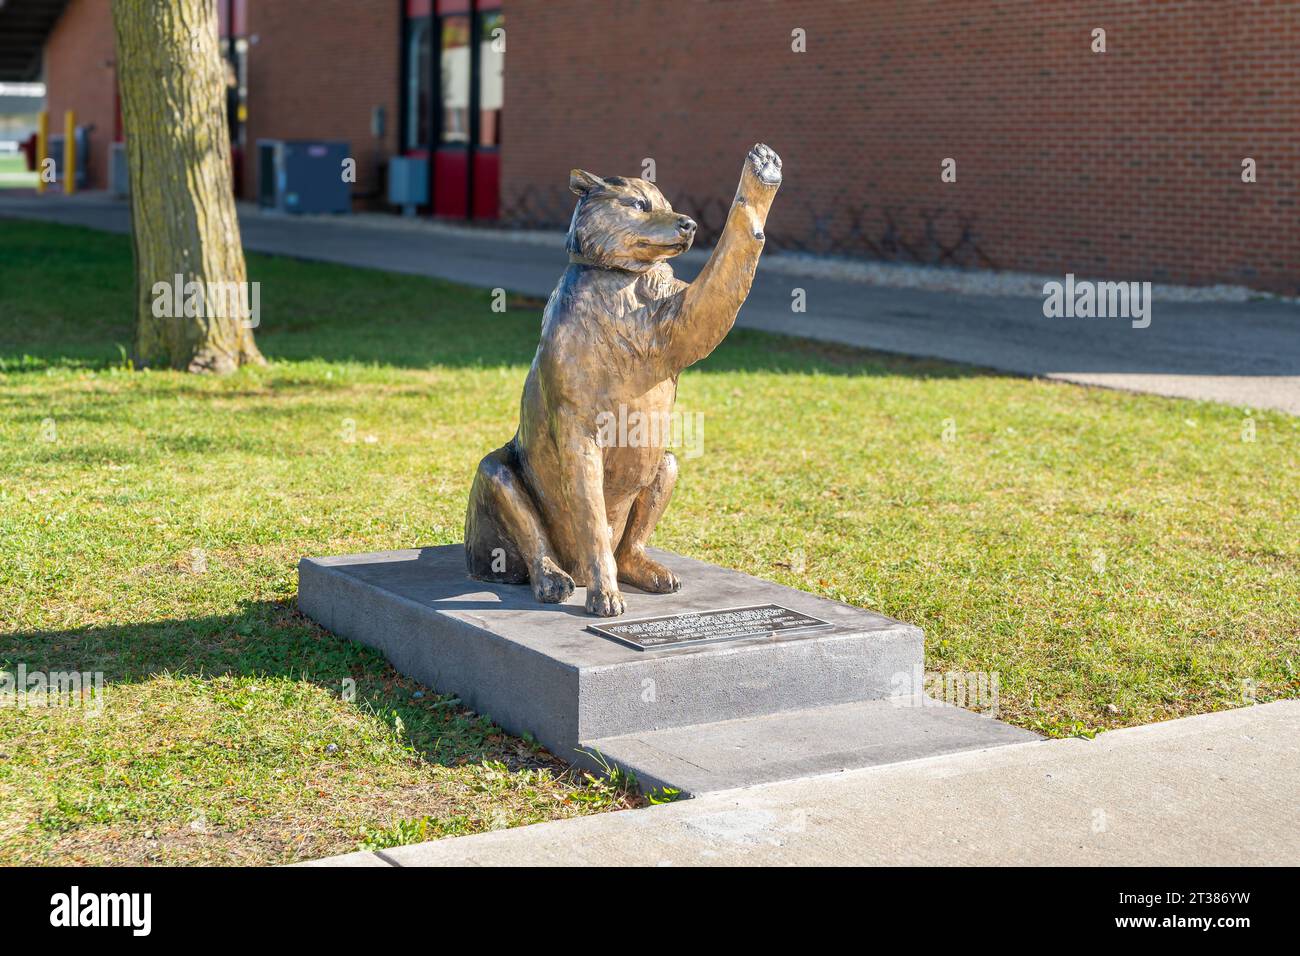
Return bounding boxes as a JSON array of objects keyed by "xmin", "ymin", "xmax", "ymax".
[{"xmin": 0, "ymin": 866, "xmax": 1283, "ymax": 942}]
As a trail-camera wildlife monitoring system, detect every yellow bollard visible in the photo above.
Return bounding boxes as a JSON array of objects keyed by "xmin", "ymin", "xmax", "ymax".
[
  {"xmin": 63, "ymin": 109, "xmax": 76, "ymax": 195},
  {"xmin": 35, "ymin": 111, "xmax": 48, "ymax": 194}
]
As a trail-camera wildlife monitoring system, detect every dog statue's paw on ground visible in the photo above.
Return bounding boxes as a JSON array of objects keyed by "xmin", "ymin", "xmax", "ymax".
[
  {"xmin": 746, "ymin": 143, "xmax": 782, "ymax": 188},
  {"xmin": 617, "ymin": 550, "xmax": 682, "ymax": 594},
  {"xmin": 585, "ymin": 584, "xmax": 627, "ymax": 617},
  {"xmin": 531, "ymin": 556, "xmax": 575, "ymax": 604}
]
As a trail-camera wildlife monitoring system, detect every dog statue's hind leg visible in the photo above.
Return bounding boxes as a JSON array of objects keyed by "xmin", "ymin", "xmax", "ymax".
[{"xmin": 465, "ymin": 444, "xmax": 575, "ymax": 603}]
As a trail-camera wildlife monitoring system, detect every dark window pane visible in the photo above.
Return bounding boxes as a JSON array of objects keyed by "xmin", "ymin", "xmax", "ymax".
[{"xmin": 405, "ymin": 17, "xmax": 432, "ymax": 150}]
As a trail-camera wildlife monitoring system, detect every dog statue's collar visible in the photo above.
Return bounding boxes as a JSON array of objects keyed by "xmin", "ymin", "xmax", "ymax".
[{"xmin": 568, "ymin": 252, "xmax": 651, "ymax": 274}]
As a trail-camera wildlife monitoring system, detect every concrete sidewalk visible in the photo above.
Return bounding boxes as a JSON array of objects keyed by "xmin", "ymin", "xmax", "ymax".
[
  {"xmin": 307, "ymin": 701, "xmax": 1299, "ymax": 866},
  {"xmin": 2, "ymin": 192, "xmax": 1296, "ymax": 414}
]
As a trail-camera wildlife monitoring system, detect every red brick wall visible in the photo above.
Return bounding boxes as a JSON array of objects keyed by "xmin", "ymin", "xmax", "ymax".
[
  {"xmin": 43, "ymin": 0, "xmax": 117, "ymax": 191},
  {"xmin": 502, "ymin": 0, "xmax": 1300, "ymax": 292},
  {"xmin": 244, "ymin": 0, "xmax": 401, "ymax": 206}
]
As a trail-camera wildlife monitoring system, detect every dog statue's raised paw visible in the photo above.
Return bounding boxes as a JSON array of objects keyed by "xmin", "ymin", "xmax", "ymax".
[{"xmin": 747, "ymin": 143, "xmax": 783, "ymax": 187}]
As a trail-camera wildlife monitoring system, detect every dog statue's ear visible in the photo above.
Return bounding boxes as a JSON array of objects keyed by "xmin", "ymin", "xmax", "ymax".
[{"xmin": 569, "ymin": 169, "xmax": 606, "ymax": 197}]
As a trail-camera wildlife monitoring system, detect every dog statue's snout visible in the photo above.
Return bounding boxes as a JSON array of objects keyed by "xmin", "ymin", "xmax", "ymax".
[{"xmin": 677, "ymin": 216, "xmax": 698, "ymax": 236}]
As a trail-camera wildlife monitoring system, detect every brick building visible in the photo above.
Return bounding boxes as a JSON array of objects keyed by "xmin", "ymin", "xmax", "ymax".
[
  {"xmin": 40, "ymin": 0, "xmax": 115, "ymax": 192},
  {"xmin": 23, "ymin": 0, "xmax": 1300, "ymax": 291}
]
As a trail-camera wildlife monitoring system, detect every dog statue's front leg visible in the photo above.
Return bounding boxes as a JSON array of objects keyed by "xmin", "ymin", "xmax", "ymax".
[
  {"xmin": 552, "ymin": 414, "xmax": 625, "ymax": 617},
  {"xmin": 655, "ymin": 144, "xmax": 782, "ymax": 373}
]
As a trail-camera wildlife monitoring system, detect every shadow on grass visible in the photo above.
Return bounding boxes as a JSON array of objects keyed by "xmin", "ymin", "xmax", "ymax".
[
  {"xmin": 0, "ymin": 598, "xmax": 550, "ymax": 773},
  {"xmin": 0, "ymin": 218, "xmax": 996, "ymax": 381}
]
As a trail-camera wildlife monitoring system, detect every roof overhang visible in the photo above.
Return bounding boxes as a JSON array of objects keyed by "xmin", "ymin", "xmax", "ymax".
[{"xmin": 0, "ymin": 0, "xmax": 72, "ymax": 82}]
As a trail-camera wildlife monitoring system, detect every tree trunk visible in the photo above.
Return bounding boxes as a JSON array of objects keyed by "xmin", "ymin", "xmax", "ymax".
[{"xmin": 112, "ymin": 0, "xmax": 264, "ymax": 373}]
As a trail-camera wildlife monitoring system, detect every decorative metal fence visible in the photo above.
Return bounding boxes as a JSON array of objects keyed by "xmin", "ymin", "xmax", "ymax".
[{"xmin": 498, "ymin": 185, "xmax": 997, "ymax": 270}]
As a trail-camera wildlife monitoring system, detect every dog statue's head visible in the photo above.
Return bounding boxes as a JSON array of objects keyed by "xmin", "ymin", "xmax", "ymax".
[{"xmin": 565, "ymin": 169, "xmax": 698, "ymax": 272}]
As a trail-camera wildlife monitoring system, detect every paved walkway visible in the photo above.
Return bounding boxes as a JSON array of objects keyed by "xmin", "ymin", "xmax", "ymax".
[
  {"xmin": 307, "ymin": 701, "xmax": 1299, "ymax": 866},
  {"xmin": 2, "ymin": 192, "xmax": 1296, "ymax": 414}
]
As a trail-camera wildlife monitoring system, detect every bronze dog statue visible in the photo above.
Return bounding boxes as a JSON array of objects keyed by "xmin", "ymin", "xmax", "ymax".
[{"xmin": 466, "ymin": 144, "xmax": 782, "ymax": 616}]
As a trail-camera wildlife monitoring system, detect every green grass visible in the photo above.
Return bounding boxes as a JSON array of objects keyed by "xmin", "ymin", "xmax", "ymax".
[
  {"xmin": 2, "ymin": 219, "xmax": 1298, "ymax": 864},
  {"xmin": 0, "ymin": 154, "xmax": 37, "ymax": 189}
]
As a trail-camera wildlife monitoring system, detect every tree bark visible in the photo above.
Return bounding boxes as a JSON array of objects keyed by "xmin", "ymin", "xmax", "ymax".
[{"xmin": 112, "ymin": 0, "xmax": 264, "ymax": 372}]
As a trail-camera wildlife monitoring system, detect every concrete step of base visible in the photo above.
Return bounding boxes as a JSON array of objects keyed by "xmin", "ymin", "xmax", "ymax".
[{"xmin": 581, "ymin": 696, "xmax": 1038, "ymax": 795}]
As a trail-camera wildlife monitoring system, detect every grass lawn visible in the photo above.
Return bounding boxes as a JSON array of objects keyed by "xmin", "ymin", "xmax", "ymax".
[
  {"xmin": 0, "ymin": 154, "xmax": 38, "ymax": 190},
  {"xmin": 1, "ymin": 219, "xmax": 1297, "ymax": 865}
]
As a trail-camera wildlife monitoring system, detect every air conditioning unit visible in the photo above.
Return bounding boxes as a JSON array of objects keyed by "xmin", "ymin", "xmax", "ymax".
[
  {"xmin": 387, "ymin": 156, "xmax": 428, "ymax": 216},
  {"xmin": 109, "ymin": 141, "xmax": 129, "ymax": 197},
  {"xmin": 256, "ymin": 139, "xmax": 350, "ymax": 214}
]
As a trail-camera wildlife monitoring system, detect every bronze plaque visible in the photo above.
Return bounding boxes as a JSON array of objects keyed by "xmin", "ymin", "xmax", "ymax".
[{"xmin": 588, "ymin": 603, "xmax": 833, "ymax": 651}]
